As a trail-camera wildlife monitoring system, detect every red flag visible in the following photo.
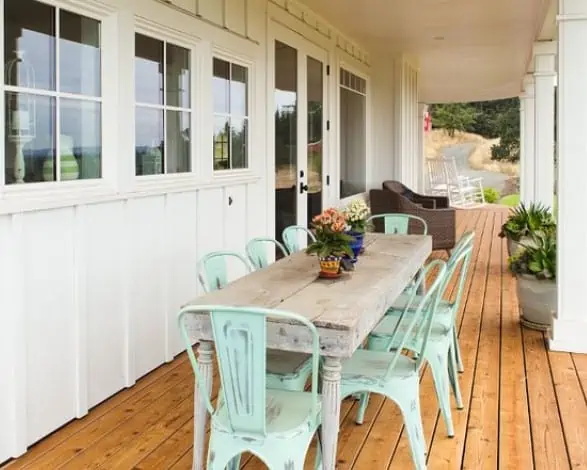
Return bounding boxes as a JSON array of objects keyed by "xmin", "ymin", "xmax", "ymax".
[{"xmin": 424, "ymin": 111, "xmax": 432, "ymax": 132}]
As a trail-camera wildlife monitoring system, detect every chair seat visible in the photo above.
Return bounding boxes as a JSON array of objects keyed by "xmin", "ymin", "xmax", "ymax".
[
  {"xmin": 342, "ymin": 349, "xmax": 417, "ymax": 382},
  {"xmin": 371, "ymin": 314, "xmax": 451, "ymax": 341},
  {"xmin": 388, "ymin": 294, "xmax": 453, "ymax": 329},
  {"xmin": 266, "ymin": 350, "xmax": 312, "ymax": 377},
  {"xmin": 213, "ymin": 389, "xmax": 320, "ymax": 436}
]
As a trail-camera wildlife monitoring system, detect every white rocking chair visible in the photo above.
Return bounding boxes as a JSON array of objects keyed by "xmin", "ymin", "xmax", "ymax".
[{"xmin": 427, "ymin": 157, "xmax": 485, "ymax": 208}]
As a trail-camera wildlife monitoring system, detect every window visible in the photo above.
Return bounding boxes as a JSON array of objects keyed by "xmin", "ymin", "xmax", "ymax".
[
  {"xmin": 135, "ymin": 33, "xmax": 191, "ymax": 176},
  {"xmin": 3, "ymin": 0, "xmax": 102, "ymax": 184},
  {"xmin": 339, "ymin": 68, "xmax": 366, "ymax": 198},
  {"xmin": 213, "ymin": 57, "xmax": 248, "ymax": 171}
]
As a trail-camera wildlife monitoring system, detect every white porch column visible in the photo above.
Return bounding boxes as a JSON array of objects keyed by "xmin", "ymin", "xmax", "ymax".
[
  {"xmin": 550, "ymin": 1, "xmax": 587, "ymax": 353},
  {"xmin": 416, "ymin": 103, "xmax": 428, "ymax": 193},
  {"xmin": 520, "ymin": 75, "xmax": 536, "ymax": 204},
  {"xmin": 532, "ymin": 42, "xmax": 557, "ymax": 210}
]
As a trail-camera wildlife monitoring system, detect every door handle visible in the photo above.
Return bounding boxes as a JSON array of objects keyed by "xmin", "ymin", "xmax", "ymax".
[{"xmin": 299, "ymin": 182, "xmax": 309, "ymax": 194}]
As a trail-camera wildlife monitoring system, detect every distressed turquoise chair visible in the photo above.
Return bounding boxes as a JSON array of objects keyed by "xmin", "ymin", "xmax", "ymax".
[
  {"xmin": 246, "ymin": 237, "xmax": 289, "ymax": 270},
  {"xmin": 358, "ymin": 243, "xmax": 473, "ymax": 438},
  {"xmin": 197, "ymin": 251, "xmax": 313, "ymax": 392},
  {"xmin": 367, "ymin": 213, "xmax": 428, "ymax": 235},
  {"xmin": 282, "ymin": 225, "xmax": 317, "ymax": 253},
  {"xmin": 339, "ymin": 259, "xmax": 448, "ymax": 470},
  {"xmin": 177, "ymin": 305, "xmax": 322, "ymax": 470}
]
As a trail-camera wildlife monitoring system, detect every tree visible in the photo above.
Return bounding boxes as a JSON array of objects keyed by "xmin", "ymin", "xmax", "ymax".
[{"xmin": 429, "ymin": 103, "xmax": 479, "ymax": 137}]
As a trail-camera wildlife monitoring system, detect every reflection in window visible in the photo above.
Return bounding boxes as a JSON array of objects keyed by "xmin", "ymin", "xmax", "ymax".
[
  {"xmin": 339, "ymin": 69, "xmax": 367, "ymax": 198},
  {"xmin": 135, "ymin": 34, "xmax": 191, "ymax": 175},
  {"xmin": 213, "ymin": 58, "xmax": 248, "ymax": 170},
  {"xmin": 3, "ymin": 0, "xmax": 102, "ymax": 184}
]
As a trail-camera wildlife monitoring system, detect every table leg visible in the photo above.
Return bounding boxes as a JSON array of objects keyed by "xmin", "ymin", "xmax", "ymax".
[
  {"xmin": 321, "ymin": 357, "xmax": 342, "ymax": 470},
  {"xmin": 192, "ymin": 341, "xmax": 214, "ymax": 470}
]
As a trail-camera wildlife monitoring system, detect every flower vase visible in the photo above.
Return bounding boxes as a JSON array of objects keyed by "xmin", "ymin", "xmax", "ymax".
[
  {"xmin": 318, "ymin": 256, "xmax": 342, "ymax": 279},
  {"xmin": 346, "ymin": 231, "xmax": 365, "ymax": 262}
]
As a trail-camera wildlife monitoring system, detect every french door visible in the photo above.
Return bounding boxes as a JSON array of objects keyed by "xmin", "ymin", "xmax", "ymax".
[{"xmin": 273, "ymin": 27, "xmax": 328, "ymax": 247}]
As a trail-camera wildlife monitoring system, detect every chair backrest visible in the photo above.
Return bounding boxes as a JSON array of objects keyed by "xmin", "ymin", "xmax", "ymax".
[
  {"xmin": 177, "ymin": 305, "xmax": 321, "ymax": 437},
  {"xmin": 282, "ymin": 225, "xmax": 317, "ymax": 253},
  {"xmin": 442, "ymin": 157, "xmax": 464, "ymax": 187},
  {"xmin": 197, "ymin": 251, "xmax": 252, "ymax": 293},
  {"xmin": 367, "ymin": 213, "xmax": 428, "ymax": 235},
  {"xmin": 427, "ymin": 159, "xmax": 448, "ymax": 188},
  {"xmin": 443, "ymin": 242, "xmax": 474, "ymax": 323},
  {"xmin": 383, "ymin": 259, "xmax": 448, "ymax": 378},
  {"xmin": 246, "ymin": 237, "xmax": 288, "ymax": 270},
  {"xmin": 450, "ymin": 231, "xmax": 475, "ymax": 262}
]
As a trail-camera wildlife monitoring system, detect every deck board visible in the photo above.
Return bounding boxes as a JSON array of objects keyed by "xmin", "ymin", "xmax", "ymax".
[{"xmin": 2, "ymin": 207, "xmax": 581, "ymax": 470}]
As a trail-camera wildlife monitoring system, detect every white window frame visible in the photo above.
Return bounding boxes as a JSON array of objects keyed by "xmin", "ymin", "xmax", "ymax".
[
  {"xmin": 133, "ymin": 19, "xmax": 199, "ymax": 186},
  {"xmin": 0, "ymin": 0, "xmax": 117, "ymax": 200},
  {"xmin": 211, "ymin": 48, "xmax": 253, "ymax": 178},
  {"xmin": 337, "ymin": 62, "xmax": 369, "ymax": 204}
]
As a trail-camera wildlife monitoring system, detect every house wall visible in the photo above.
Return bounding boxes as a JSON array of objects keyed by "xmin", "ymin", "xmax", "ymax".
[{"xmin": 0, "ymin": 0, "xmax": 416, "ymax": 461}]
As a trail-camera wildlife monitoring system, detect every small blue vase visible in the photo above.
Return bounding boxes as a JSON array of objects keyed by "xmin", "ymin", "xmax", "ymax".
[{"xmin": 347, "ymin": 231, "xmax": 365, "ymax": 262}]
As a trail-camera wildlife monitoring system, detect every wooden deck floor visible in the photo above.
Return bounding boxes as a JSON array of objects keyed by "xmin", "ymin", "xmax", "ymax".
[{"xmin": 4, "ymin": 207, "xmax": 587, "ymax": 470}]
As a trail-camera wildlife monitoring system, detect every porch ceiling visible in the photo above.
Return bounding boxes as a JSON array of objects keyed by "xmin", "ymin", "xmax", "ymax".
[{"xmin": 302, "ymin": 0, "xmax": 555, "ymax": 103}]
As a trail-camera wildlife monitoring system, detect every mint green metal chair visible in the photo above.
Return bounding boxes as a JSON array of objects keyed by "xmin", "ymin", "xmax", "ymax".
[
  {"xmin": 197, "ymin": 251, "xmax": 313, "ymax": 393},
  {"xmin": 367, "ymin": 213, "xmax": 428, "ymax": 235},
  {"xmin": 356, "ymin": 242, "xmax": 474, "ymax": 437},
  {"xmin": 246, "ymin": 237, "xmax": 289, "ymax": 270},
  {"xmin": 178, "ymin": 305, "xmax": 322, "ymax": 470},
  {"xmin": 340, "ymin": 260, "xmax": 448, "ymax": 470},
  {"xmin": 282, "ymin": 225, "xmax": 316, "ymax": 254}
]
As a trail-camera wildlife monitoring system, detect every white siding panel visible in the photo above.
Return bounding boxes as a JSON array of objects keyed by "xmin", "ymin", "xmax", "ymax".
[
  {"xmin": 164, "ymin": 191, "xmax": 199, "ymax": 358},
  {"xmin": 23, "ymin": 208, "xmax": 77, "ymax": 444},
  {"xmin": 197, "ymin": 188, "xmax": 225, "ymax": 258},
  {"xmin": 224, "ymin": 184, "xmax": 247, "ymax": 253},
  {"xmin": 225, "ymin": 0, "xmax": 247, "ymax": 36},
  {"xmin": 84, "ymin": 202, "xmax": 126, "ymax": 408},
  {"xmin": 127, "ymin": 197, "xmax": 167, "ymax": 380},
  {"xmin": 198, "ymin": 0, "xmax": 224, "ymax": 26}
]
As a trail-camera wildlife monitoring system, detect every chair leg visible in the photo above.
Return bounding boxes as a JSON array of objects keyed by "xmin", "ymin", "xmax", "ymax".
[
  {"xmin": 452, "ymin": 327, "xmax": 464, "ymax": 373},
  {"xmin": 448, "ymin": 344, "xmax": 464, "ymax": 410},
  {"xmin": 399, "ymin": 388, "xmax": 427, "ymax": 470},
  {"xmin": 428, "ymin": 352, "xmax": 455, "ymax": 438},
  {"xmin": 227, "ymin": 455, "xmax": 241, "ymax": 470},
  {"xmin": 355, "ymin": 392, "xmax": 370, "ymax": 425}
]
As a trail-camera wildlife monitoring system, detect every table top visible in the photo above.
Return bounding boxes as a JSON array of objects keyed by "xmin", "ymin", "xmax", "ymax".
[{"xmin": 184, "ymin": 233, "xmax": 431, "ymax": 356}]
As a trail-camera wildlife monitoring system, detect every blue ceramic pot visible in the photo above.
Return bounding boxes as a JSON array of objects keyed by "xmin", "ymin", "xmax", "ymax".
[{"xmin": 346, "ymin": 231, "xmax": 365, "ymax": 261}]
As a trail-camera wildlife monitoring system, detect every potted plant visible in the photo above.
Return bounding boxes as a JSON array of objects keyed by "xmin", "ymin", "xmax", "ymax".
[
  {"xmin": 499, "ymin": 202, "xmax": 555, "ymax": 256},
  {"xmin": 306, "ymin": 208, "xmax": 354, "ymax": 278},
  {"xmin": 343, "ymin": 199, "xmax": 370, "ymax": 260},
  {"xmin": 509, "ymin": 231, "xmax": 557, "ymax": 331}
]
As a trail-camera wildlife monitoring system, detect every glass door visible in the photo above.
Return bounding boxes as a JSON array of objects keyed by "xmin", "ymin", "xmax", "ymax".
[{"xmin": 274, "ymin": 34, "xmax": 327, "ymax": 249}]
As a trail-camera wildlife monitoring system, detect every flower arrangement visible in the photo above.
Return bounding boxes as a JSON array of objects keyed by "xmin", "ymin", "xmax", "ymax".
[
  {"xmin": 306, "ymin": 208, "xmax": 354, "ymax": 259},
  {"xmin": 343, "ymin": 199, "xmax": 370, "ymax": 234}
]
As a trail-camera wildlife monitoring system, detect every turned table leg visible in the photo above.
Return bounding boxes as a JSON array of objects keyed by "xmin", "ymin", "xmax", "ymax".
[
  {"xmin": 321, "ymin": 357, "xmax": 342, "ymax": 470},
  {"xmin": 192, "ymin": 341, "xmax": 214, "ymax": 470}
]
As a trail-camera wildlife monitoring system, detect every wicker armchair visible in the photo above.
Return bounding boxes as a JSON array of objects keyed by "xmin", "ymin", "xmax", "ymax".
[{"xmin": 369, "ymin": 180, "xmax": 456, "ymax": 251}]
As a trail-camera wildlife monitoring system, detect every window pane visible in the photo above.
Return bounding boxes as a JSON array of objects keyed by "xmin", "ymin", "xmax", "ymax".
[
  {"xmin": 4, "ymin": 0, "xmax": 56, "ymax": 91},
  {"xmin": 230, "ymin": 63, "xmax": 248, "ymax": 117},
  {"xmin": 213, "ymin": 115, "xmax": 229, "ymax": 170},
  {"xmin": 135, "ymin": 34, "xmax": 163, "ymax": 105},
  {"xmin": 231, "ymin": 117, "xmax": 247, "ymax": 169},
  {"xmin": 59, "ymin": 10, "xmax": 101, "ymax": 96},
  {"xmin": 166, "ymin": 43, "xmax": 190, "ymax": 108},
  {"xmin": 307, "ymin": 56, "xmax": 323, "ymax": 225},
  {"xmin": 4, "ymin": 91, "xmax": 55, "ymax": 184},
  {"xmin": 61, "ymin": 99, "xmax": 101, "ymax": 180},
  {"xmin": 213, "ymin": 58, "xmax": 229, "ymax": 114},
  {"xmin": 340, "ymin": 87, "xmax": 366, "ymax": 198},
  {"xmin": 135, "ymin": 107, "xmax": 163, "ymax": 175},
  {"xmin": 166, "ymin": 110, "xmax": 190, "ymax": 173}
]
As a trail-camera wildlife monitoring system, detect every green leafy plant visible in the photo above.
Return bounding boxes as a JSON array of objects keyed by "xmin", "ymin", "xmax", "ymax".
[
  {"xmin": 498, "ymin": 202, "xmax": 556, "ymax": 241},
  {"xmin": 509, "ymin": 232, "xmax": 556, "ymax": 280},
  {"xmin": 306, "ymin": 208, "xmax": 354, "ymax": 258},
  {"xmin": 483, "ymin": 187, "xmax": 500, "ymax": 204}
]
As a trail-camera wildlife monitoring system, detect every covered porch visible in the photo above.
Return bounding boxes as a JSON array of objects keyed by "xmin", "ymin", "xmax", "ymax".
[{"xmin": 4, "ymin": 207, "xmax": 587, "ymax": 470}]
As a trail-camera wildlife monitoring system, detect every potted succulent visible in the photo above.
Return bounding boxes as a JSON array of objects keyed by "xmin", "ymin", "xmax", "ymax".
[
  {"xmin": 499, "ymin": 202, "xmax": 556, "ymax": 256},
  {"xmin": 343, "ymin": 199, "xmax": 370, "ymax": 260},
  {"xmin": 508, "ymin": 231, "xmax": 557, "ymax": 331},
  {"xmin": 306, "ymin": 208, "xmax": 353, "ymax": 278}
]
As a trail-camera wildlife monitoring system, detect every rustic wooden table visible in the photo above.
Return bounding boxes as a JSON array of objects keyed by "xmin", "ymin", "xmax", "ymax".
[{"xmin": 184, "ymin": 233, "xmax": 432, "ymax": 470}]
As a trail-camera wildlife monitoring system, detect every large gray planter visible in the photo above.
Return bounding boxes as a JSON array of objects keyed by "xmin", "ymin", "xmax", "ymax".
[{"xmin": 516, "ymin": 274, "xmax": 556, "ymax": 331}]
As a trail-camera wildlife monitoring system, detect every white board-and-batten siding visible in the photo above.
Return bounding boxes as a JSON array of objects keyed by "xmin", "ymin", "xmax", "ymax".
[{"xmin": 0, "ymin": 0, "xmax": 422, "ymax": 462}]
